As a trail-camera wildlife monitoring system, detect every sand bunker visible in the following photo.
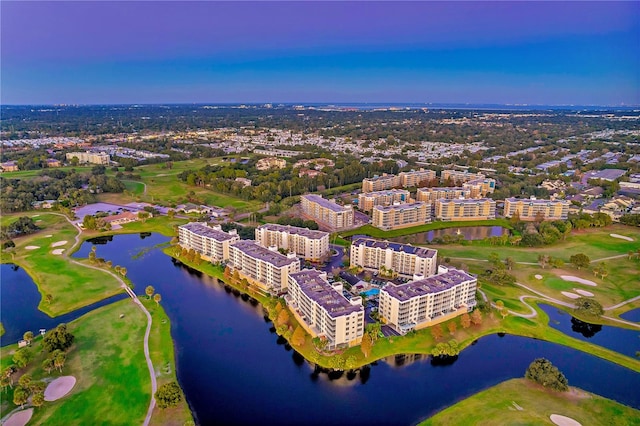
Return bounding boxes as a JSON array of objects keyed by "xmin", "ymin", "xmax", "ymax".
[
  {"xmin": 52, "ymin": 249, "xmax": 65, "ymax": 255},
  {"xmin": 44, "ymin": 234, "xmax": 53, "ymax": 238},
  {"xmin": 610, "ymin": 233, "xmax": 633, "ymax": 242},
  {"xmin": 51, "ymin": 240, "xmax": 68, "ymax": 247},
  {"xmin": 534, "ymin": 274, "xmax": 543, "ymax": 280},
  {"xmin": 44, "ymin": 376, "xmax": 76, "ymax": 401},
  {"xmin": 560, "ymin": 276, "xmax": 597, "ymax": 287},
  {"xmin": 550, "ymin": 414, "xmax": 582, "ymax": 426},
  {"xmin": 574, "ymin": 289, "xmax": 594, "ymax": 297},
  {"xmin": 3, "ymin": 408, "xmax": 34, "ymax": 426},
  {"xmin": 25, "ymin": 246, "xmax": 40, "ymax": 250},
  {"xmin": 561, "ymin": 291, "xmax": 580, "ymax": 299}
]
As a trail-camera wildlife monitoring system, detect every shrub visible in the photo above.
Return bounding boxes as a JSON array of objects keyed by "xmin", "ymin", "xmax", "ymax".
[
  {"xmin": 155, "ymin": 382, "xmax": 183, "ymax": 409},
  {"xmin": 574, "ymin": 297, "xmax": 604, "ymax": 317},
  {"xmin": 525, "ymin": 358, "xmax": 568, "ymax": 391}
]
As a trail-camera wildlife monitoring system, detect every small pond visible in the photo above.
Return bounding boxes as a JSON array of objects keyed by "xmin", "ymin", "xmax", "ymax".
[
  {"xmin": 389, "ymin": 226, "xmax": 508, "ymax": 244},
  {"xmin": 540, "ymin": 303, "xmax": 640, "ymax": 358},
  {"xmin": 621, "ymin": 308, "xmax": 640, "ymax": 323}
]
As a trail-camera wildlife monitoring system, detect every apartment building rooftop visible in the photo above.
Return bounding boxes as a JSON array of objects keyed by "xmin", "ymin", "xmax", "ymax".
[
  {"xmin": 418, "ymin": 186, "xmax": 467, "ymax": 193},
  {"xmin": 364, "ymin": 173, "xmax": 398, "ymax": 182},
  {"xmin": 360, "ymin": 189, "xmax": 409, "ymax": 197},
  {"xmin": 302, "ymin": 194, "xmax": 351, "ymax": 213},
  {"xmin": 438, "ymin": 198, "xmax": 494, "ymax": 204},
  {"xmin": 289, "ymin": 270, "xmax": 362, "ymax": 318},
  {"xmin": 258, "ymin": 223, "xmax": 329, "ymax": 240},
  {"xmin": 352, "ymin": 237, "xmax": 437, "ymax": 259},
  {"xmin": 231, "ymin": 240, "xmax": 299, "ymax": 268},
  {"xmin": 179, "ymin": 222, "xmax": 238, "ymax": 241},
  {"xmin": 373, "ymin": 201, "xmax": 429, "ymax": 212},
  {"xmin": 505, "ymin": 197, "xmax": 569, "ymax": 205},
  {"xmin": 383, "ymin": 269, "xmax": 475, "ymax": 302}
]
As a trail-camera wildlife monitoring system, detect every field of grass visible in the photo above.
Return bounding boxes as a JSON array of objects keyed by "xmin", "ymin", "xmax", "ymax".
[
  {"xmin": 422, "ymin": 378, "xmax": 640, "ymax": 426},
  {"xmin": 0, "ymin": 166, "xmax": 93, "ymax": 180},
  {"xmin": 0, "ymin": 212, "xmax": 125, "ymax": 316},
  {"xmin": 122, "ymin": 180, "xmax": 145, "ymax": 195},
  {"xmin": 340, "ymin": 219, "xmax": 513, "ymax": 239}
]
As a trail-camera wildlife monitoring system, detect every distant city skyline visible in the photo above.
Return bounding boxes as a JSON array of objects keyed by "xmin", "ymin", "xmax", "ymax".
[{"xmin": 1, "ymin": 1, "xmax": 638, "ymax": 106}]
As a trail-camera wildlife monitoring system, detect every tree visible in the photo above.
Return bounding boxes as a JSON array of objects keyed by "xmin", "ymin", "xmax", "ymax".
[
  {"xmin": 447, "ymin": 321, "xmax": 457, "ymax": 335},
  {"xmin": 32, "ymin": 391, "xmax": 45, "ymax": 407},
  {"xmin": 431, "ymin": 324, "xmax": 444, "ymax": 341},
  {"xmin": 54, "ymin": 352, "xmax": 67, "ymax": 372},
  {"xmin": 153, "ymin": 293, "xmax": 162, "ymax": 305},
  {"xmin": 504, "ymin": 257, "xmax": 515, "ymax": 271},
  {"xmin": 43, "ymin": 323, "xmax": 75, "ymax": 353},
  {"xmin": 155, "ymin": 382, "xmax": 183, "ymax": 409},
  {"xmin": 145, "ymin": 285, "xmax": 155, "ymax": 299},
  {"xmin": 525, "ymin": 358, "xmax": 569, "ymax": 391},
  {"xmin": 18, "ymin": 373, "xmax": 32, "ymax": 390},
  {"xmin": 537, "ymin": 254, "xmax": 550, "ymax": 269},
  {"xmin": 45, "ymin": 294, "xmax": 53, "ymax": 304},
  {"xmin": 13, "ymin": 348, "xmax": 32, "ymax": 368},
  {"xmin": 13, "ymin": 386, "xmax": 29, "ymax": 408},
  {"xmin": 291, "ymin": 326, "xmax": 306, "ymax": 347},
  {"xmin": 275, "ymin": 309, "xmax": 289, "ymax": 327},
  {"xmin": 23, "ymin": 331, "xmax": 34, "ymax": 345},
  {"xmin": 42, "ymin": 358, "xmax": 55, "ymax": 375},
  {"xmin": 120, "ymin": 267, "xmax": 127, "ymax": 277},
  {"xmin": 574, "ymin": 297, "xmax": 604, "ymax": 317},
  {"xmin": 460, "ymin": 313, "xmax": 471, "ymax": 329},
  {"xmin": 569, "ymin": 253, "xmax": 591, "ymax": 270},
  {"xmin": 360, "ymin": 333, "xmax": 373, "ymax": 358},
  {"xmin": 471, "ymin": 310, "xmax": 483, "ymax": 326}
]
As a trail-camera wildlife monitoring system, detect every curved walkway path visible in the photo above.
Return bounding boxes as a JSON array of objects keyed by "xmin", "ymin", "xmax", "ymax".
[{"xmin": 45, "ymin": 213, "xmax": 157, "ymax": 425}]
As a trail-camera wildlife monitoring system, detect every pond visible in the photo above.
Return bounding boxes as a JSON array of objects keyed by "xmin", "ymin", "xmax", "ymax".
[
  {"xmin": 539, "ymin": 303, "xmax": 640, "ymax": 359},
  {"xmin": 389, "ymin": 226, "xmax": 508, "ymax": 245},
  {"xmin": 2, "ymin": 233, "xmax": 638, "ymax": 425},
  {"xmin": 0, "ymin": 263, "xmax": 127, "ymax": 345},
  {"xmin": 621, "ymin": 308, "xmax": 640, "ymax": 323}
]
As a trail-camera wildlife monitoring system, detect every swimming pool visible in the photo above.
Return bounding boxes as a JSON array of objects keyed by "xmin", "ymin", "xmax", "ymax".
[{"xmin": 362, "ymin": 288, "xmax": 380, "ymax": 297}]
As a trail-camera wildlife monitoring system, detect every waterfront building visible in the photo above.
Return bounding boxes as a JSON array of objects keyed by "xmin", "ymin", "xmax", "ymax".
[
  {"xmin": 371, "ymin": 202, "xmax": 431, "ymax": 230},
  {"xmin": 434, "ymin": 198, "xmax": 496, "ymax": 221},
  {"xmin": 399, "ymin": 168, "xmax": 437, "ymax": 187},
  {"xmin": 416, "ymin": 187, "xmax": 471, "ymax": 203},
  {"xmin": 286, "ymin": 269, "xmax": 364, "ymax": 348},
  {"xmin": 463, "ymin": 178, "xmax": 496, "ymax": 197},
  {"xmin": 504, "ymin": 197, "xmax": 570, "ymax": 221},
  {"xmin": 358, "ymin": 189, "xmax": 411, "ymax": 212},
  {"xmin": 228, "ymin": 240, "xmax": 300, "ymax": 294},
  {"xmin": 66, "ymin": 151, "xmax": 110, "ymax": 165},
  {"xmin": 441, "ymin": 170, "xmax": 485, "ymax": 185},
  {"xmin": 362, "ymin": 173, "xmax": 401, "ymax": 192},
  {"xmin": 300, "ymin": 194, "xmax": 354, "ymax": 230},
  {"xmin": 350, "ymin": 237, "xmax": 437, "ymax": 278},
  {"xmin": 178, "ymin": 222, "xmax": 240, "ymax": 262},
  {"xmin": 255, "ymin": 224, "xmax": 329, "ymax": 262},
  {"xmin": 379, "ymin": 266, "xmax": 477, "ymax": 334}
]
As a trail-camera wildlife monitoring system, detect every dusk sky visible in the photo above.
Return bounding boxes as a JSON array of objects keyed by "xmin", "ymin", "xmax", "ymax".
[{"xmin": 2, "ymin": 1, "xmax": 639, "ymax": 105}]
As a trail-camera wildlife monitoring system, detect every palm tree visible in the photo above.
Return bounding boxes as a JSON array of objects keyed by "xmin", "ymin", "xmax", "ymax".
[
  {"xmin": 145, "ymin": 286, "xmax": 155, "ymax": 299},
  {"xmin": 120, "ymin": 267, "xmax": 127, "ymax": 277},
  {"xmin": 153, "ymin": 293, "xmax": 162, "ymax": 305}
]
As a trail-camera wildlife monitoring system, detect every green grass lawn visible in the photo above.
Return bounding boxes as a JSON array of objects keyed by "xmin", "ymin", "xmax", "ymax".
[
  {"xmin": 0, "ymin": 213, "xmax": 125, "ymax": 316},
  {"xmin": 122, "ymin": 180, "xmax": 145, "ymax": 195},
  {"xmin": 421, "ymin": 378, "xmax": 640, "ymax": 426},
  {"xmin": 0, "ymin": 166, "xmax": 93, "ymax": 180}
]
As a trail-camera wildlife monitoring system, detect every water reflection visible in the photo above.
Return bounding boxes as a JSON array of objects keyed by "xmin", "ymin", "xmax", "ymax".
[{"xmin": 571, "ymin": 317, "xmax": 603, "ymax": 338}]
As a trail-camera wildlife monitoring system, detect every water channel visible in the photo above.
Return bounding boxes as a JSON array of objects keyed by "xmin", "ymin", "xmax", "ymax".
[
  {"xmin": 1, "ymin": 232, "xmax": 638, "ymax": 425},
  {"xmin": 388, "ymin": 226, "xmax": 508, "ymax": 245}
]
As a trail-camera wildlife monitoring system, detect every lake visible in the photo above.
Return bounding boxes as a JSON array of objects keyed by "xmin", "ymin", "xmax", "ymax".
[{"xmin": 2, "ymin": 232, "xmax": 638, "ymax": 425}]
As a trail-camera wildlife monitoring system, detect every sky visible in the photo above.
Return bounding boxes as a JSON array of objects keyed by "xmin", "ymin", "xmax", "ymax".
[{"xmin": 1, "ymin": 1, "xmax": 639, "ymax": 105}]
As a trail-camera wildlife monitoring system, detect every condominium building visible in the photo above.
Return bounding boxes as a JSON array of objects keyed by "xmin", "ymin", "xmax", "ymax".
[
  {"xmin": 286, "ymin": 269, "xmax": 364, "ymax": 348},
  {"xmin": 441, "ymin": 170, "xmax": 485, "ymax": 185},
  {"xmin": 371, "ymin": 202, "xmax": 431, "ymax": 230},
  {"xmin": 504, "ymin": 197, "xmax": 570, "ymax": 221},
  {"xmin": 255, "ymin": 157, "xmax": 287, "ymax": 170},
  {"xmin": 362, "ymin": 173, "xmax": 401, "ymax": 192},
  {"xmin": 178, "ymin": 222, "xmax": 240, "ymax": 262},
  {"xmin": 358, "ymin": 189, "xmax": 411, "ymax": 212},
  {"xmin": 300, "ymin": 194, "xmax": 354, "ymax": 230},
  {"xmin": 399, "ymin": 168, "xmax": 437, "ymax": 187},
  {"xmin": 379, "ymin": 266, "xmax": 477, "ymax": 334},
  {"xmin": 255, "ymin": 224, "xmax": 330, "ymax": 262},
  {"xmin": 416, "ymin": 187, "xmax": 471, "ymax": 203},
  {"xmin": 434, "ymin": 198, "xmax": 496, "ymax": 221},
  {"xmin": 66, "ymin": 151, "xmax": 110, "ymax": 165},
  {"xmin": 350, "ymin": 237, "xmax": 438, "ymax": 278},
  {"xmin": 463, "ymin": 178, "xmax": 496, "ymax": 197},
  {"xmin": 227, "ymin": 240, "xmax": 300, "ymax": 294}
]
